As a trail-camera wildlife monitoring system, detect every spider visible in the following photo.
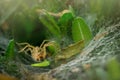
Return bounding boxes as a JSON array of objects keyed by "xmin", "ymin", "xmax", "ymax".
[{"xmin": 17, "ymin": 40, "xmax": 56, "ymax": 61}]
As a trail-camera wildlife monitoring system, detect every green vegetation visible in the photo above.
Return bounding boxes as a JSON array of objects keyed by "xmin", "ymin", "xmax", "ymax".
[
  {"xmin": 31, "ymin": 59, "xmax": 50, "ymax": 67},
  {"xmin": 5, "ymin": 39, "xmax": 15, "ymax": 60},
  {"xmin": 72, "ymin": 17, "xmax": 92, "ymax": 44},
  {"xmin": 0, "ymin": 39, "xmax": 21, "ymax": 77},
  {"xmin": 39, "ymin": 7, "xmax": 92, "ymax": 46},
  {"xmin": 0, "ymin": 0, "xmax": 120, "ymax": 80}
]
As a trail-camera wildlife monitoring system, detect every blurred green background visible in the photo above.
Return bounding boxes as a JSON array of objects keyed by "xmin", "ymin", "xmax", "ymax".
[{"xmin": 0, "ymin": 0, "xmax": 120, "ymax": 45}]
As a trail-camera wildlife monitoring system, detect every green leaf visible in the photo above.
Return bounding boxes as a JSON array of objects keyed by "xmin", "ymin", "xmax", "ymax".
[
  {"xmin": 31, "ymin": 60, "xmax": 50, "ymax": 67},
  {"xmin": 72, "ymin": 17, "xmax": 93, "ymax": 45},
  {"xmin": 39, "ymin": 13, "xmax": 61, "ymax": 39},
  {"xmin": 47, "ymin": 41, "xmax": 60, "ymax": 56},
  {"xmin": 58, "ymin": 12, "xmax": 74, "ymax": 26},
  {"xmin": 58, "ymin": 12, "xmax": 74, "ymax": 37},
  {"xmin": 5, "ymin": 39, "xmax": 15, "ymax": 60}
]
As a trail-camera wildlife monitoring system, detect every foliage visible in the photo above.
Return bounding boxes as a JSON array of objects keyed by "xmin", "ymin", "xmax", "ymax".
[
  {"xmin": 5, "ymin": 39, "xmax": 15, "ymax": 60},
  {"xmin": 39, "ymin": 8, "xmax": 93, "ymax": 47},
  {"xmin": 0, "ymin": 39, "xmax": 21, "ymax": 77},
  {"xmin": 0, "ymin": 0, "xmax": 120, "ymax": 80},
  {"xmin": 72, "ymin": 17, "xmax": 92, "ymax": 44},
  {"xmin": 39, "ymin": 13, "xmax": 61, "ymax": 39},
  {"xmin": 37, "ymin": 8, "xmax": 93, "ymax": 67},
  {"xmin": 31, "ymin": 59, "xmax": 50, "ymax": 67}
]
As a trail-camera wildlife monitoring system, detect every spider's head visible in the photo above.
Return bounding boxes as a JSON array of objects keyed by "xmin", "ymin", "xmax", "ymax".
[{"xmin": 31, "ymin": 51, "xmax": 45, "ymax": 62}]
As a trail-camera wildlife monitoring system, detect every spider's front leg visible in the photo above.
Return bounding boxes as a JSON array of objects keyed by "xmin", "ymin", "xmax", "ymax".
[
  {"xmin": 17, "ymin": 43, "xmax": 34, "ymax": 53},
  {"xmin": 39, "ymin": 40, "xmax": 50, "ymax": 48},
  {"xmin": 42, "ymin": 41, "xmax": 58, "ymax": 58}
]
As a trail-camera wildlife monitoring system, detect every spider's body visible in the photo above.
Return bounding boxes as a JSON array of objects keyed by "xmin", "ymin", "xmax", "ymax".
[{"xmin": 18, "ymin": 40, "xmax": 54, "ymax": 61}]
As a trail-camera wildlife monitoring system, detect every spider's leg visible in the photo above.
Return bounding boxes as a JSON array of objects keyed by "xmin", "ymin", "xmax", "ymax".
[
  {"xmin": 25, "ymin": 47, "xmax": 33, "ymax": 54},
  {"xmin": 39, "ymin": 40, "xmax": 50, "ymax": 48},
  {"xmin": 18, "ymin": 45, "xmax": 29, "ymax": 53},
  {"xmin": 42, "ymin": 42, "xmax": 55, "ymax": 58},
  {"xmin": 18, "ymin": 44, "xmax": 34, "ymax": 53},
  {"xmin": 24, "ymin": 47, "xmax": 34, "ymax": 58},
  {"xmin": 42, "ymin": 45, "xmax": 47, "ymax": 59},
  {"xmin": 16, "ymin": 42, "xmax": 30, "ymax": 46}
]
